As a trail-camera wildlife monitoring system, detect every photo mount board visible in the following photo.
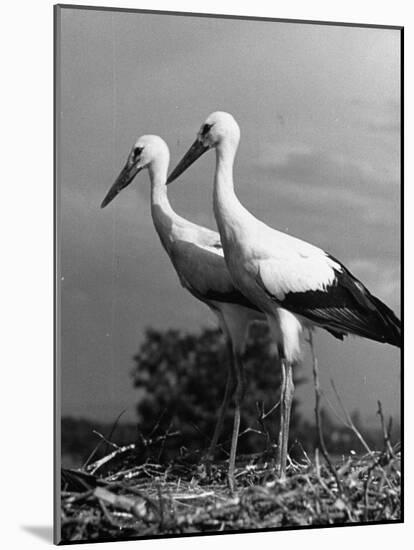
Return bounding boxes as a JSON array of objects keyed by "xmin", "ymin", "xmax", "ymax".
[{"xmin": 54, "ymin": 4, "xmax": 403, "ymax": 544}]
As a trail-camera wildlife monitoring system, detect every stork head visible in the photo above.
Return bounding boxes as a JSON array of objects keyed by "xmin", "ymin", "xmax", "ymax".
[
  {"xmin": 167, "ymin": 112, "xmax": 240, "ymax": 184},
  {"xmin": 101, "ymin": 135, "xmax": 169, "ymax": 208}
]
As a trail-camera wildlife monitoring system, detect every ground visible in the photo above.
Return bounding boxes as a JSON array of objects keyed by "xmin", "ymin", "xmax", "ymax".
[{"xmin": 60, "ymin": 444, "xmax": 401, "ymax": 543}]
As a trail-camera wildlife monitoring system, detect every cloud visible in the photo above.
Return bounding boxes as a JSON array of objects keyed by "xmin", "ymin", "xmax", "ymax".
[
  {"xmin": 367, "ymin": 120, "xmax": 400, "ymax": 134},
  {"xmin": 348, "ymin": 96, "xmax": 400, "ymax": 137},
  {"xmin": 346, "ymin": 258, "xmax": 400, "ymax": 309},
  {"xmin": 253, "ymin": 147, "xmax": 399, "ymax": 218},
  {"xmin": 238, "ymin": 146, "xmax": 400, "ymax": 287}
]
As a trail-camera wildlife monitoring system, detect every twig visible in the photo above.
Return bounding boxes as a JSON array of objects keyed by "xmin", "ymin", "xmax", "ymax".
[
  {"xmin": 330, "ymin": 379, "xmax": 372, "ymax": 455},
  {"xmin": 290, "ymin": 438, "xmax": 312, "ymax": 465},
  {"xmin": 255, "ymin": 399, "xmax": 280, "ymax": 451},
  {"xmin": 323, "ymin": 391, "xmax": 352, "ymax": 426},
  {"xmin": 377, "ymin": 401, "xmax": 395, "ymax": 457},
  {"xmin": 172, "ymin": 491, "xmax": 215, "ymax": 500},
  {"xmin": 103, "ymin": 409, "xmax": 127, "ymax": 455},
  {"xmin": 308, "ymin": 331, "xmax": 343, "ymax": 495},
  {"xmin": 92, "ymin": 430, "xmax": 121, "ymax": 450},
  {"xmin": 148, "ymin": 407, "xmax": 169, "ymax": 438},
  {"xmin": 157, "ymin": 483, "xmax": 165, "ymax": 530},
  {"xmin": 363, "ymin": 459, "xmax": 377, "ymax": 521},
  {"xmin": 63, "ymin": 489, "xmax": 95, "ymax": 504},
  {"xmin": 98, "ymin": 499, "xmax": 123, "ymax": 528},
  {"xmin": 82, "ymin": 409, "xmax": 127, "ymax": 469},
  {"xmin": 94, "ymin": 486, "xmax": 150, "ymax": 520},
  {"xmin": 156, "ymin": 420, "xmax": 174, "ymax": 462},
  {"xmin": 314, "ymin": 449, "xmax": 336, "ymax": 501},
  {"xmin": 187, "ymin": 420, "xmax": 211, "ymax": 445},
  {"xmin": 88, "ymin": 443, "xmax": 136, "ymax": 475},
  {"xmin": 239, "ymin": 427, "xmax": 263, "ymax": 437},
  {"xmin": 326, "ymin": 390, "xmax": 393, "ymax": 490},
  {"xmin": 262, "ymin": 399, "xmax": 281, "ymax": 420},
  {"xmin": 255, "ymin": 401, "xmax": 270, "ymax": 449}
]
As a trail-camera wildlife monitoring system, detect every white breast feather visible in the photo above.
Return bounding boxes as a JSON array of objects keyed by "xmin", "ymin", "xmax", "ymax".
[{"xmin": 202, "ymin": 243, "xmax": 225, "ymax": 257}]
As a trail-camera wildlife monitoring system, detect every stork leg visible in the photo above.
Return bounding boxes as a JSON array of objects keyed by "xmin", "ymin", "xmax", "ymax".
[
  {"xmin": 228, "ymin": 351, "xmax": 245, "ymax": 493},
  {"xmin": 206, "ymin": 339, "xmax": 234, "ymax": 462},
  {"xmin": 277, "ymin": 359, "xmax": 294, "ymax": 479},
  {"xmin": 213, "ymin": 306, "xmax": 253, "ymax": 491},
  {"xmin": 266, "ymin": 310, "xmax": 299, "ymax": 479}
]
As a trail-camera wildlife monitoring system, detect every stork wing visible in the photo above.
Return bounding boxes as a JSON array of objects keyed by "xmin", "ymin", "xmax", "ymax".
[
  {"xmin": 256, "ymin": 251, "xmax": 400, "ymax": 347},
  {"xmin": 195, "ymin": 226, "xmax": 224, "ymax": 250},
  {"xmin": 170, "ymin": 239, "xmax": 260, "ymax": 311}
]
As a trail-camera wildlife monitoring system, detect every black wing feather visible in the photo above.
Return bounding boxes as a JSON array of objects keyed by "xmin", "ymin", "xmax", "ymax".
[
  {"xmin": 200, "ymin": 287, "xmax": 262, "ymax": 312},
  {"xmin": 259, "ymin": 253, "xmax": 401, "ymax": 348}
]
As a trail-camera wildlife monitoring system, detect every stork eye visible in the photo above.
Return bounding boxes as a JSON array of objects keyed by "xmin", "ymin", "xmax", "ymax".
[
  {"xmin": 134, "ymin": 146, "xmax": 143, "ymax": 158},
  {"xmin": 201, "ymin": 123, "xmax": 213, "ymax": 136}
]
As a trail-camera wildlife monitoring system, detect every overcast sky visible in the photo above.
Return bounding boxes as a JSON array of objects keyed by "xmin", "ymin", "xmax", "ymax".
[{"xmin": 58, "ymin": 7, "xmax": 401, "ymax": 427}]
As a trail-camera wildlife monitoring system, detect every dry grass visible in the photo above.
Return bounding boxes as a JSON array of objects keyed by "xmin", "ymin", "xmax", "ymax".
[{"xmin": 60, "ymin": 442, "xmax": 401, "ymax": 543}]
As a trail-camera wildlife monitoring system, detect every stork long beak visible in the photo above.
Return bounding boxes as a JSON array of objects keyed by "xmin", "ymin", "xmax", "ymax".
[
  {"xmin": 101, "ymin": 160, "xmax": 143, "ymax": 209},
  {"xmin": 167, "ymin": 139, "xmax": 209, "ymax": 184}
]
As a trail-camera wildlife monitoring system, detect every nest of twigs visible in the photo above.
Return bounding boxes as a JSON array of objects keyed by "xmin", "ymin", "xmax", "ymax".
[
  {"xmin": 60, "ymin": 339, "xmax": 401, "ymax": 543},
  {"xmin": 60, "ymin": 441, "xmax": 401, "ymax": 543}
]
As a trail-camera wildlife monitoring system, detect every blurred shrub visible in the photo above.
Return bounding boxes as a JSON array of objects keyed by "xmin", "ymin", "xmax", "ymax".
[
  {"xmin": 61, "ymin": 326, "xmax": 400, "ymax": 466},
  {"xmin": 131, "ymin": 324, "xmax": 304, "ymax": 460}
]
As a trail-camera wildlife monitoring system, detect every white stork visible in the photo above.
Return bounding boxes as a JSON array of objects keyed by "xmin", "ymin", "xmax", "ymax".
[
  {"xmin": 100, "ymin": 135, "xmax": 265, "ymax": 475},
  {"xmin": 167, "ymin": 111, "xmax": 401, "ymax": 481}
]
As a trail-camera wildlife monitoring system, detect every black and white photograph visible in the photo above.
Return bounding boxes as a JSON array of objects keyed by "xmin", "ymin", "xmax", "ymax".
[{"xmin": 55, "ymin": 5, "xmax": 402, "ymax": 544}]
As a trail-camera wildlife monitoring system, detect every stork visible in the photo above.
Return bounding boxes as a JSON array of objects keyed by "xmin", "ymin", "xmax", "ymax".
[
  {"xmin": 167, "ymin": 111, "xmax": 401, "ymax": 481},
  {"xmin": 100, "ymin": 135, "xmax": 265, "ymax": 477}
]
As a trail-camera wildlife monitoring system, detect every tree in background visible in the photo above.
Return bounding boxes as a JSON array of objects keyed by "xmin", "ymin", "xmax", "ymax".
[
  {"xmin": 131, "ymin": 324, "xmax": 305, "ymax": 461},
  {"xmin": 60, "ymin": 327, "xmax": 400, "ymax": 468}
]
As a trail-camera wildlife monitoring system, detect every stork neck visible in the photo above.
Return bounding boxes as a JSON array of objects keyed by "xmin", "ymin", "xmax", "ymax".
[
  {"xmin": 213, "ymin": 139, "xmax": 247, "ymax": 237},
  {"xmin": 216, "ymin": 141, "xmax": 236, "ymax": 184},
  {"xmin": 148, "ymin": 162, "xmax": 179, "ymax": 250},
  {"xmin": 149, "ymin": 165, "xmax": 170, "ymax": 210}
]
